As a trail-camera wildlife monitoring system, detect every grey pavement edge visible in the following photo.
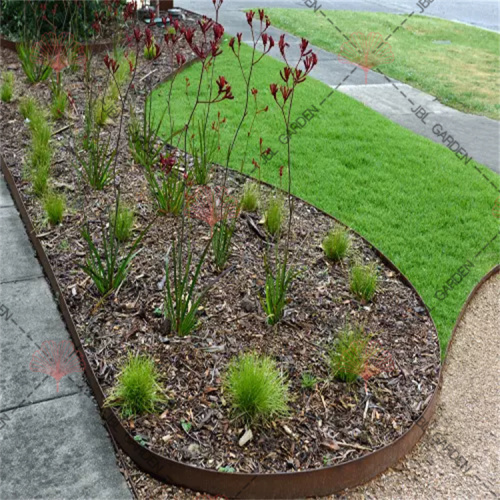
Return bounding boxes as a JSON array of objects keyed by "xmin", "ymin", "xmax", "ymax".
[
  {"xmin": 0, "ymin": 173, "xmax": 132, "ymax": 500},
  {"xmin": 178, "ymin": 0, "xmax": 500, "ymax": 175}
]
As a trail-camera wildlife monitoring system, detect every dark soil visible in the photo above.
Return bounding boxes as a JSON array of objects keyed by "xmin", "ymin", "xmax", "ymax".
[{"xmin": 0, "ymin": 10, "xmax": 440, "ymax": 479}]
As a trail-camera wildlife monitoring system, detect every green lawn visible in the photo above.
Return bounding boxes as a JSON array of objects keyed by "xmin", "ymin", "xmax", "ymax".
[
  {"xmin": 150, "ymin": 40, "xmax": 500, "ymax": 355},
  {"xmin": 265, "ymin": 9, "xmax": 500, "ymax": 120}
]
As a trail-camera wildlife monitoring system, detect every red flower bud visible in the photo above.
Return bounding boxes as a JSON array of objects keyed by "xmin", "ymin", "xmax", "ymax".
[{"xmin": 246, "ymin": 10, "xmax": 255, "ymax": 26}]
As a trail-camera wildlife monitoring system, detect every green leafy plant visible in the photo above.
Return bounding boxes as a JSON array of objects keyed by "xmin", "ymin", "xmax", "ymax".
[
  {"xmin": 322, "ymin": 226, "xmax": 350, "ymax": 262},
  {"xmin": 93, "ymin": 97, "xmax": 115, "ymax": 126},
  {"xmin": 224, "ymin": 352, "xmax": 289, "ymax": 424},
  {"xmin": 144, "ymin": 43, "xmax": 158, "ymax": 60},
  {"xmin": 263, "ymin": 255, "xmax": 296, "ymax": 325},
  {"xmin": 240, "ymin": 181, "xmax": 260, "ymax": 212},
  {"xmin": 17, "ymin": 42, "xmax": 52, "ymax": 84},
  {"xmin": 144, "ymin": 156, "xmax": 186, "ymax": 215},
  {"xmin": 212, "ymin": 219, "xmax": 236, "ymax": 272},
  {"xmin": 50, "ymin": 89, "xmax": 68, "ymax": 120},
  {"xmin": 350, "ymin": 262, "xmax": 378, "ymax": 302},
  {"xmin": 19, "ymin": 95, "xmax": 37, "ymax": 120},
  {"xmin": 81, "ymin": 215, "xmax": 145, "ymax": 296},
  {"xmin": 105, "ymin": 354, "xmax": 165, "ymax": 418},
  {"xmin": 1, "ymin": 71, "xmax": 14, "ymax": 102},
  {"xmin": 191, "ymin": 119, "xmax": 218, "ymax": 185},
  {"xmin": 27, "ymin": 111, "xmax": 52, "ymax": 196},
  {"xmin": 301, "ymin": 372, "xmax": 317, "ymax": 390},
  {"xmin": 43, "ymin": 191, "xmax": 65, "ymax": 225},
  {"xmin": 264, "ymin": 194, "xmax": 284, "ymax": 237},
  {"xmin": 163, "ymin": 240, "xmax": 211, "ymax": 336},
  {"xmin": 111, "ymin": 203, "xmax": 135, "ymax": 242},
  {"xmin": 76, "ymin": 124, "xmax": 115, "ymax": 190},
  {"xmin": 329, "ymin": 325, "xmax": 371, "ymax": 383}
]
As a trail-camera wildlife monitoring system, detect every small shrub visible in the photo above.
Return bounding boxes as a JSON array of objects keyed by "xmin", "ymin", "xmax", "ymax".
[
  {"xmin": 263, "ymin": 255, "xmax": 297, "ymax": 326},
  {"xmin": 50, "ymin": 90, "xmax": 68, "ymax": 120},
  {"xmin": 329, "ymin": 325, "xmax": 371, "ymax": 383},
  {"xmin": 19, "ymin": 96, "xmax": 37, "ymax": 120},
  {"xmin": 111, "ymin": 204, "xmax": 135, "ymax": 242},
  {"xmin": 301, "ymin": 372, "xmax": 317, "ymax": 390},
  {"xmin": 322, "ymin": 226, "xmax": 350, "ymax": 261},
  {"xmin": 105, "ymin": 354, "xmax": 165, "ymax": 418},
  {"xmin": 1, "ymin": 71, "xmax": 14, "ymax": 102},
  {"xmin": 224, "ymin": 352, "xmax": 289, "ymax": 424},
  {"xmin": 264, "ymin": 194, "xmax": 284, "ymax": 237},
  {"xmin": 43, "ymin": 192, "xmax": 65, "ymax": 225},
  {"xmin": 240, "ymin": 181, "xmax": 259, "ymax": 212},
  {"xmin": 77, "ymin": 130, "xmax": 115, "ymax": 190},
  {"xmin": 350, "ymin": 262, "xmax": 378, "ymax": 302}
]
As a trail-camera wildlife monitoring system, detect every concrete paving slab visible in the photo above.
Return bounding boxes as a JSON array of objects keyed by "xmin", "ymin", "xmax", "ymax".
[
  {"xmin": 0, "ymin": 175, "xmax": 13, "ymax": 208},
  {"xmin": 0, "ymin": 393, "xmax": 132, "ymax": 500},
  {"xmin": 0, "ymin": 207, "xmax": 42, "ymax": 284},
  {"xmin": 0, "ymin": 277, "xmax": 84, "ymax": 412}
]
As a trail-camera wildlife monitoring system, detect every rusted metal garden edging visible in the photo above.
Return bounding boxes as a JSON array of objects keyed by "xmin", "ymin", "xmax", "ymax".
[
  {"xmin": 0, "ymin": 35, "xmax": 115, "ymax": 54},
  {"xmin": 2, "ymin": 152, "xmax": 497, "ymax": 498}
]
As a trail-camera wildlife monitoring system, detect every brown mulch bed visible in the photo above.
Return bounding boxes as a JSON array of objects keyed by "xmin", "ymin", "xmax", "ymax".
[{"xmin": 0, "ymin": 9, "xmax": 440, "ymax": 481}]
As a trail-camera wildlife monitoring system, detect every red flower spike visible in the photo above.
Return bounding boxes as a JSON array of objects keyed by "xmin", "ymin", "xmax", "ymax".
[
  {"xmin": 153, "ymin": 43, "xmax": 161, "ymax": 59},
  {"xmin": 229, "ymin": 37, "xmax": 235, "ymax": 50},
  {"xmin": 176, "ymin": 53, "xmax": 186, "ymax": 66},
  {"xmin": 278, "ymin": 34, "xmax": 289, "ymax": 58},
  {"xmin": 279, "ymin": 165, "xmax": 284, "ymax": 177},
  {"xmin": 237, "ymin": 32, "xmax": 242, "ymax": 45},
  {"xmin": 213, "ymin": 23, "xmax": 224, "ymax": 41},
  {"xmin": 246, "ymin": 10, "xmax": 255, "ymax": 26},
  {"xmin": 134, "ymin": 27, "xmax": 142, "ymax": 43},
  {"xmin": 184, "ymin": 28, "xmax": 195, "ymax": 46},
  {"xmin": 280, "ymin": 66, "xmax": 292, "ymax": 83},
  {"xmin": 270, "ymin": 83, "xmax": 278, "ymax": 99},
  {"xmin": 258, "ymin": 9, "xmax": 265, "ymax": 21}
]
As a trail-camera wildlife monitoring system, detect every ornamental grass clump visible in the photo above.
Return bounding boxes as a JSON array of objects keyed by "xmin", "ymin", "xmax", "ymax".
[
  {"xmin": 105, "ymin": 354, "xmax": 165, "ymax": 418},
  {"xmin": 329, "ymin": 325, "xmax": 371, "ymax": 383},
  {"xmin": 322, "ymin": 226, "xmax": 350, "ymax": 262},
  {"xmin": 350, "ymin": 262, "xmax": 378, "ymax": 302},
  {"xmin": 111, "ymin": 203, "xmax": 135, "ymax": 242},
  {"xmin": 50, "ymin": 90, "xmax": 68, "ymax": 120},
  {"xmin": 43, "ymin": 191, "xmax": 65, "ymax": 225},
  {"xmin": 19, "ymin": 95, "xmax": 37, "ymax": 120},
  {"xmin": 1, "ymin": 71, "xmax": 14, "ymax": 102},
  {"xmin": 264, "ymin": 194, "xmax": 284, "ymax": 237},
  {"xmin": 224, "ymin": 352, "xmax": 289, "ymax": 424},
  {"xmin": 240, "ymin": 181, "xmax": 259, "ymax": 212}
]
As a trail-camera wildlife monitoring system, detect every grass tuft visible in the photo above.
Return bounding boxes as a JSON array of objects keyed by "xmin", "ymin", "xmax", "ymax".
[
  {"xmin": 224, "ymin": 352, "xmax": 289, "ymax": 424},
  {"xmin": 19, "ymin": 96, "xmax": 37, "ymax": 120},
  {"xmin": 329, "ymin": 325, "xmax": 370, "ymax": 383},
  {"xmin": 43, "ymin": 191, "xmax": 65, "ymax": 225},
  {"xmin": 111, "ymin": 203, "xmax": 135, "ymax": 242},
  {"xmin": 105, "ymin": 354, "xmax": 165, "ymax": 418},
  {"xmin": 264, "ymin": 194, "xmax": 284, "ymax": 237},
  {"xmin": 350, "ymin": 262, "xmax": 378, "ymax": 302},
  {"xmin": 322, "ymin": 226, "xmax": 350, "ymax": 261},
  {"xmin": 1, "ymin": 71, "xmax": 14, "ymax": 102},
  {"xmin": 240, "ymin": 181, "xmax": 260, "ymax": 212}
]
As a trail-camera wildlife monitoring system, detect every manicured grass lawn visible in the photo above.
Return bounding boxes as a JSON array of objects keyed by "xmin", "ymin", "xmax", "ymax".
[
  {"xmin": 150, "ymin": 40, "xmax": 500, "ymax": 355},
  {"xmin": 265, "ymin": 9, "xmax": 500, "ymax": 120}
]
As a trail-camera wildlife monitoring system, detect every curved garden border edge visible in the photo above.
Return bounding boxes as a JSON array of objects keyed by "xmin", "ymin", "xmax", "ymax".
[
  {"xmin": 2, "ymin": 153, "xmax": 496, "ymax": 499},
  {"xmin": 0, "ymin": 35, "xmax": 115, "ymax": 55}
]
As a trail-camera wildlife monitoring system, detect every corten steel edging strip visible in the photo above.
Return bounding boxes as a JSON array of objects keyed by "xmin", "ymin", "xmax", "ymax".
[
  {"xmin": 0, "ymin": 35, "xmax": 115, "ymax": 55},
  {"xmin": 2, "ymin": 151, "xmax": 497, "ymax": 498}
]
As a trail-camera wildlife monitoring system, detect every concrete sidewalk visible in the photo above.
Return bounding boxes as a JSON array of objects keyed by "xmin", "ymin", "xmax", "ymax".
[
  {"xmin": 0, "ymin": 174, "xmax": 131, "ymax": 500},
  {"xmin": 180, "ymin": 2, "xmax": 500, "ymax": 175}
]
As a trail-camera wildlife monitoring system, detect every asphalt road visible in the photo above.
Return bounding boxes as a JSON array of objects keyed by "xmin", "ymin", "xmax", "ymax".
[{"xmin": 177, "ymin": 0, "xmax": 500, "ymax": 32}]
